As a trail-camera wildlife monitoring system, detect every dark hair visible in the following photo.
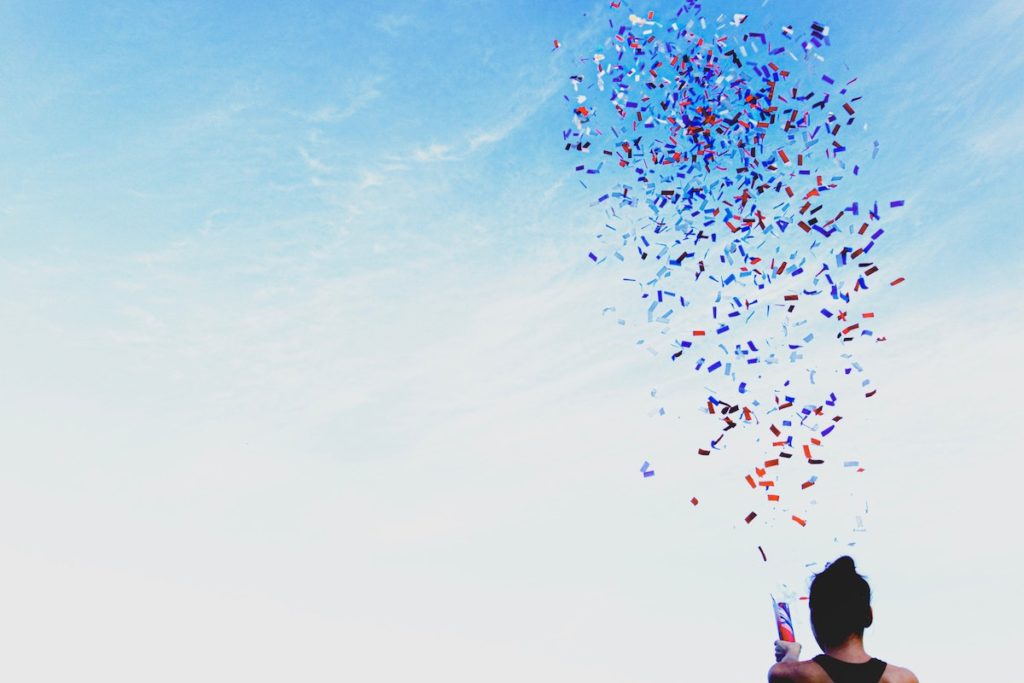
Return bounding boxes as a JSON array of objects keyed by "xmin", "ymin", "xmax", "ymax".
[{"xmin": 809, "ymin": 556, "xmax": 873, "ymax": 648}]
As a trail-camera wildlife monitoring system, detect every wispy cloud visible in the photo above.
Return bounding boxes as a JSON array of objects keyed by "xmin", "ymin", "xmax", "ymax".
[
  {"xmin": 385, "ymin": 77, "xmax": 561, "ymax": 163},
  {"xmin": 467, "ymin": 91, "xmax": 551, "ymax": 151},
  {"xmin": 465, "ymin": 7, "xmax": 605, "ymax": 152},
  {"xmin": 356, "ymin": 170, "xmax": 388, "ymax": 190},
  {"xmin": 967, "ymin": 0, "xmax": 1024, "ymax": 35},
  {"xmin": 299, "ymin": 77, "xmax": 384, "ymax": 124},
  {"xmin": 298, "ymin": 147, "xmax": 332, "ymax": 174},
  {"xmin": 374, "ymin": 12, "xmax": 415, "ymax": 36},
  {"xmin": 410, "ymin": 143, "xmax": 455, "ymax": 163},
  {"xmin": 971, "ymin": 101, "xmax": 1024, "ymax": 158},
  {"xmin": 172, "ymin": 89, "xmax": 258, "ymax": 137},
  {"xmin": 357, "ymin": 9, "xmax": 606, "ymax": 179}
]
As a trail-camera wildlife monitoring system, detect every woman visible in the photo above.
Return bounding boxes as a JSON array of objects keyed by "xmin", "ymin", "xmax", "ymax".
[{"xmin": 768, "ymin": 556, "xmax": 918, "ymax": 683}]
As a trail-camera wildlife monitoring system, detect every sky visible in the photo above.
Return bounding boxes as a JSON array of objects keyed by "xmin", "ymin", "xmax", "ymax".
[{"xmin": 1, "ymin": 0, "xmax": 1023, "ymax": 680}]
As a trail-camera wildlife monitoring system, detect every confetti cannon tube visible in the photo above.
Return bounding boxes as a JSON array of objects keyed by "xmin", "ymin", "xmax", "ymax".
[{"xmin": 773, "ymin": 597, "xmax": 795, "ymax": 642}]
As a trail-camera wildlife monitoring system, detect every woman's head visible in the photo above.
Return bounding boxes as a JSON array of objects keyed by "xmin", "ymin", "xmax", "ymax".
[{"xmin": 809, "ymin": 556, "xmax": 873, "ymax": 649}]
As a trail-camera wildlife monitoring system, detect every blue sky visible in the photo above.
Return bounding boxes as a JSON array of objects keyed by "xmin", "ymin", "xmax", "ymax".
[{"xmin": 1, "ymin": 1, "xmax": 1022, "ymax": 681}]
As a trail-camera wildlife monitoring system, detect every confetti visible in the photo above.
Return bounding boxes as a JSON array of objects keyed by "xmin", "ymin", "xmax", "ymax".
[{"xmin": 562, "ymin": 2, "xmax": 900, "ymax": 545}]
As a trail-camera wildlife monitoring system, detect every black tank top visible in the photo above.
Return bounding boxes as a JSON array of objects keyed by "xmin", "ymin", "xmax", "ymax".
[{"xmin": 812, "ymin": 654, "xmax": 887, "ymax": 683}]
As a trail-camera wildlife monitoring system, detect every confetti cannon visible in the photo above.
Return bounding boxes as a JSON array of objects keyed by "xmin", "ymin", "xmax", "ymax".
[{"xmin": 772, "ymin": 596, "xmax": 795, "ymax": 642}]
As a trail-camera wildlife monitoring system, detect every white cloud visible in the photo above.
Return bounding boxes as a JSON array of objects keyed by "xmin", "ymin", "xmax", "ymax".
[
  {"xmin": 298, "ymin": 146, "xmax": 332, "ymax": 173},
  {"xmin": 411, "ymin": 143, "xmax": 454, "ymax": 162},
  {"xmin": 375, "ymin": 12, "xmax": 415, "ymax": 36},
  {"xmin": 172, "ymin": 92, "xmax": 257, "ymax": 137},
  {"xmin": 971, "ymin": 102, "xmax": 1024, "ymax": 158},
  {"xmin": 463, "ymin": 6, "xmax": 606, "ymax": 152},
  {"xmin": 357, "ymin": 170, "xmax": 385, "ymax": 189},
  {"xmin": 468, "ymin": 79, "xmax": 562, "ymax": 151},
  {"xmin": 301, "ymin": 77, "xmax": 383, "ymax": 124},
  {"xmin": 967, "ymin": 0, "xmax": 1024, "ymax": 35}
]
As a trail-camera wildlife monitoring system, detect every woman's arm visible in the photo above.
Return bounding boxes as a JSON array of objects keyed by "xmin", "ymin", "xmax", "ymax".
[
  {"xmin": 768, "ymin": 661, "xmax": 802, "ymax": 682},
  {"xmin": 767, "ymin": 640, "xmax": 813, "ymax": 682}
]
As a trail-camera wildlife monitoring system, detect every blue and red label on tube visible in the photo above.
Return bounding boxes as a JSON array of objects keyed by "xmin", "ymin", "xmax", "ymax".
[{"xmin": 773, "ymin": 596, "xmax": 795, "ymax": 642}]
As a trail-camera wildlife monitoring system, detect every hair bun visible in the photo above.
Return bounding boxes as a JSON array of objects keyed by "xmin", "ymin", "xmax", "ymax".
[{"xmin": 828, "ymin": 555, "xmax": 857, "ymax": 574}]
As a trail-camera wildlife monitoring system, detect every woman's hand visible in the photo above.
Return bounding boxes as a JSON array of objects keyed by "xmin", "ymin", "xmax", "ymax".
[{"xmin": 774, "ymin": 640, "xmax": 801, "ymax": 663}]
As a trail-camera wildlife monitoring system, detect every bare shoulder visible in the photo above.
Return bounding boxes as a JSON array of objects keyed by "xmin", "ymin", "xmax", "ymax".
[
  {"xmin": 768, "ymin": 660, "xmax": 831, "ymax": 683},
  {"xmin": 882, "ymin": 663, "xmax": 919, "ymax": 683}
]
